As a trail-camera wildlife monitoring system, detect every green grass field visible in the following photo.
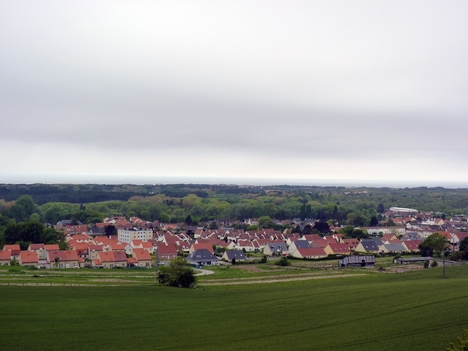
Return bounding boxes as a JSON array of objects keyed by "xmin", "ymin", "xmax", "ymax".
[{"xmin": 1, "ymin": 265, "xmax": 467, "ymax": 351}]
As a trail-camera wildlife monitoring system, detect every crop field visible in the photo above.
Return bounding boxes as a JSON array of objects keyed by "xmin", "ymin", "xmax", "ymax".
[{"xmin": 1, "ymin": 264, "xmax": 468, "ymax": 351}]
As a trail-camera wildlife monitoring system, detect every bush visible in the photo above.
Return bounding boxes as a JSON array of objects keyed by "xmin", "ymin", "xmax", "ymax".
[
  {"xmin": 275, "ymin": 257, "xmax": 291, "ymax": 266},
  {"xmin": 157, "ymin": 257, "xmax": 196, "ymax": 288},
  {"xmin": 448, "ymin": 251, "xmax": 465, "ymax": 261},
  {"xmin": 431, "ymin": 260, "xmax": 438, "ymax": 267},
  {"xmin": 424, "ymin": 260, "xmax": 429, "ymax": 269}
]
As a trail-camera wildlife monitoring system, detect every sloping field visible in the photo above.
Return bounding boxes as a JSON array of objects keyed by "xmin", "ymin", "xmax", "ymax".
[{"xmin": 1, "ymin": 266, "xmax": 467, "ymax": 351}]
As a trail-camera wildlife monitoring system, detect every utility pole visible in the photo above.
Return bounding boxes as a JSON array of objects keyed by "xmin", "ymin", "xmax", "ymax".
[
  {"xmin": 443, "ymin": 258, "xmax": 446, "ymax": 279},
  {"xmin": 155, "ymin": 246, "xmax": 159, "ymax": 284}
]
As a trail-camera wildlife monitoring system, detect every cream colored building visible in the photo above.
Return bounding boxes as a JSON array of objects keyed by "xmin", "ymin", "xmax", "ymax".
[{"xmin": 117, "ymin": 228, "xmax": 153, "ymax": 243}]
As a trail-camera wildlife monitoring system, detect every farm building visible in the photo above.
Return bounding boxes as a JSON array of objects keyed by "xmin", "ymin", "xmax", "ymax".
[{"xmin": 338, "ymin": 255, "xmax": 375, "ymax": 267}]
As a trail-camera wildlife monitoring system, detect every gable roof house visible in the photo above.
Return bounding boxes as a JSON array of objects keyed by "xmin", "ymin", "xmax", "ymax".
[
  {"xmin": 19, "ymin": 251, "xmax": 39, "ymax": 267},
  {"xmin": 288, "ymin": 240, "xmax": 310, "ymax": 255},
  {"xmin": 3, "ymin": 244, "xmax": 21, "ymax": 259},
  {"xmin": 132, "ymin": 248, "xmax": 153, "ymax": 268},
  {"xmin": 28, "ymin": 243, "xmax": 46, "ymax": 260},
  {"xmin": 343, "ymin": 239, "xmax": 360, "ymax": 251},
  {"xmin": 401, "ymin": 240, "xmax": 422, "ymax": 252},
  {"xmin": 88, "ymin": 244, "xmax": 104, "ymax": 260},
  {"xmin": 324, "ymin": 243, "xmax": 351, "ymax": 256},
  {"xmin": 156, "ymin": 242, "xmax": 178, "ymax": 260},
  {"xmin": 355, "ymin": 240, "xmax": 380, "ymax": 253},
  {"xmin": 381, "ymin": 243, "xmax": 408, "ymax": 253},
  {"xmin": 96, "ymin": 252, "xmax": 117, "ymax": 268},
  {"xmin": 189, "ymin": 243, "xmax": 214, "ymax": 254},
  {"xmin": 0, "ymin": 250, "xmax": 12, "ymax": 266},
  {"xmin": 47, "ymin": 250, "xmax": 80, "ymax": 269},
  {"xmin": 291, "ymin": 247, "xmax": 327, "ymax": 259},
  {"xmin": 187, "ymin": 249, "xmax": 219, "ymax": 266},
  {"xmin": 222, "ymin": 250, "xmax": 247, "ymax": 262},
  {"xmin": 263, "ymin": 242, "xmax": 288, "ymax": 256},
  {"xmin": 235, "ymin": 239, "xmax": 255, "ymax": 252}
]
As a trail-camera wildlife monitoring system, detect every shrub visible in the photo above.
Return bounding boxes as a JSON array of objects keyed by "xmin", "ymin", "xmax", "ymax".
[
  {"xmin": 275, "ymin": 257, "xmax": 291, "ymax": 266},
  {"xmin": 448, "ymin": 251, "xmax": 465, "ymax": 261},
  {"xmin": 431, "ymin": 260, "xmax": 438, "ymax": 267},
  {"xmin": 424, "ymin": 260, "xmax": 430, "ymax": 269},
  {"xmin": 157, "ymin": 257, "xmax": 196, "ymax": 288}
]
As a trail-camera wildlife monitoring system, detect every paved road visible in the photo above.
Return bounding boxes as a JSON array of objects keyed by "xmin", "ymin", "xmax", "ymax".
[{"xmin": 194, "ymin": 268, "xmax": 215, "ymax": 276}]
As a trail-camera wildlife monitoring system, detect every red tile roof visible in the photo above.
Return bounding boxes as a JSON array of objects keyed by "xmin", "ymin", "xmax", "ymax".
[
  {"xmin": 20, "ymin": 251, "xmax": 39, "ymax": 263},
  {"xmin": 133, "ymin": 248, "xmax": 152, "ymax": 261},
  {"xmin": 0, "ymin": 250, "xmax": 12, "ymax": 261}
]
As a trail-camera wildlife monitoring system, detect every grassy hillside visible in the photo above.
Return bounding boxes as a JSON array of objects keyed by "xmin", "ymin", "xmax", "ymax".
[{"xmin": 1, "ymin": 266, "xmax": 467, "ymax": 350}]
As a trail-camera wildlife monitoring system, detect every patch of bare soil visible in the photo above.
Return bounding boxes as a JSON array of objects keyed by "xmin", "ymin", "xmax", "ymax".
[
  {"xmin": 90, "ymin": 279, "xmax": 140, "ymax": 283},
  {"xmin": 201, "ymin": 274, "xmax": 364, "ymax": 286},
  {"xmin": 380, "ymin": 265, "xmax": 423, "ymax": 273}
]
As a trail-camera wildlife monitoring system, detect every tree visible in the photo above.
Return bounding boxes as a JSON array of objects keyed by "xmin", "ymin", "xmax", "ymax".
[
  {"xmin": 350, "ymin": 229, "xmax": 369, "ymax": 240},
  {"xmin": 377, "ymin": 203, "xmax": 385, "ymax": 214},
  {"xmin": 459, "ymin": 237, "xmax": 468, "ymax": 259},
  {"xmin": 184, "ymin": 215, "xmax": 193, "ymax": 226},
  {"xmin": 54, "ymin": 256, "xmax": 60, "ymax": 268},
  {"xmin": 231, "ymin": 257, "xmax": 236, "ymax": 265},
  {"xmin": 370, "ymin": 216, "xmax": 379, "ymax": 227},
  {"xmin": 258, "ymin": 215, "xmax": 273, "ymax": 228},
  {"xmin": 105, "ymin": 225, "xmax": 117, "ymax": 237},
  {"xmin": 419, "ymin": 233, "xmax": 449, "ymax": 257},
  {"xmin": 275, "ymin": 257, "xmax": 291, "ymax": 266},
  {"xmin": 313, "ymin": 221, "xmax": 330, "ymax": 234},
  {"xmin": 157, "ymin": 257, "xmax": 196, "ymax": 288}
]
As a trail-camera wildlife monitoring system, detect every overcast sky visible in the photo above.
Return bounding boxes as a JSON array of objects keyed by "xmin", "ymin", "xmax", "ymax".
[{"xmin": 1, "ymin": 1, "xmax": 467, "ymax": 186}]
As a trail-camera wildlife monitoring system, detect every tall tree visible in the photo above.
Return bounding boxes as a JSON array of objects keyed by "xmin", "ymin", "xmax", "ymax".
[{"xmin": 419, "ymin": 233, "xmax": 449, "ymax": 257}]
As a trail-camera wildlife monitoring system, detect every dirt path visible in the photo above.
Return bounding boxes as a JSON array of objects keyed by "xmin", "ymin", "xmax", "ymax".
[{"xmin": 200, "ymin": 273, "xmax": 365, "ymax": 286}]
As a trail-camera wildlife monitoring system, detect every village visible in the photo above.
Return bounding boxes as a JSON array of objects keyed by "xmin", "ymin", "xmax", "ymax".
[{"xmin": 1, "ymin": 206, "xmax": 467, "ymax": 270}]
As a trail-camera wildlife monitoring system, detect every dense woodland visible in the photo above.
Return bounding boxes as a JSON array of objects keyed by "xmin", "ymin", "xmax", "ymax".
[
  {"xmin": 1, "ymin": 183, "xmax": 468, "ymax": 248},
  {"xmin": 1, "ymin": 183, "xmax": 468, "ymax": 224}
]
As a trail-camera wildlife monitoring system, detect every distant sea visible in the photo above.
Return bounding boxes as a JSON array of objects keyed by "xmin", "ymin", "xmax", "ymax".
[{"xmin": 0, "ymin": 174, "xmax": 467, "ymax": 189}]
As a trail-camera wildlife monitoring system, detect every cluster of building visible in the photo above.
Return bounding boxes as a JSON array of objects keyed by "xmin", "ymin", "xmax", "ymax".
[{"xmin": 1, "ymin": 209, "xmax": 467, "ymax": 269}]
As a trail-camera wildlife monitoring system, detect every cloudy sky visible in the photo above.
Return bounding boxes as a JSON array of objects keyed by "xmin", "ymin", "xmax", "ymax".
[{"xmin": 1, "ymin": 1, "xmax": 467, "ymax": 186}]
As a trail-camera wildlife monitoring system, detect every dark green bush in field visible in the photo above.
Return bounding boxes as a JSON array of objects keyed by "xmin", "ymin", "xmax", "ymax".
[
  {"xmin": 275, "ymin": 257, "xmax": 291, "ymax": 266},
  {"xmin": 431, "ymin": 260, "xmax": 438, "ymax": 267},
  {"xmin": 157, "ymin": 257, "xmax": 196, "ymax": 288}
]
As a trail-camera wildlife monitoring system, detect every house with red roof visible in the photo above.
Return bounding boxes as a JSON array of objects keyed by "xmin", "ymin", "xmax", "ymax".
[
  {"xmin": 176, "ymin": 241, "xmax": 191, "ymax": 253},
  {"xmin": 132, "ymin": 248, "xmax": 153, "ymax": 267},
  {"xmin": 324, "ymin": 243, "xmax": 351, "ymax": 256},
  {"xmin": 88, "ymin": 244, "xmax": 104, "ymax": 260},
  {"xmin": 28, "ymin": 243, "xmax": 46, "ymax": 260},
  {"xmin": 44, "ymin": 244, "xmax": 60, "ymax": 251},
  {"xmin": 95, "ymin": 251, "xmax": 128, "ymax": 268},
  {"xmin": 47, "ymin": 250, "xmax": 80, "ymax": 269},
  {"xmin": 71, "ymin": 233, "xmax": 93, "ymax": 242},
  {"xmin": 189, "ymin": 243, "xmax": 214, "ymax": 254},
  {"xmin": 402, "ymin": 240, "xmax": 422, "ymax": 252},
  {"xmin": 343, "ymin": 239, "xmax": 360, "ymax": 251},
  {"xmin": 235, "ymin": 239, "xmax": 255, "ymax": 252},
  {"xmin": 19, "ymin": 251, "xmax": 39, "ymax": 267},
  {"xmin": 291, "ymin": 247, "xmax": 327, "ymax": 259},
  {"xmin": 0, "ymin": 250, "xmax": 12, "ymax": 266},
  {"xmin": 156, "ymin": 242, "xmax": 177, "ymax": 260},
  {"xmin": 3, "ymin": 244, "xmax": 21, "ymax": 259},
  {"xmin": 68, "ymin": 242, "xmax": 89, "ymax": 259}
]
